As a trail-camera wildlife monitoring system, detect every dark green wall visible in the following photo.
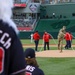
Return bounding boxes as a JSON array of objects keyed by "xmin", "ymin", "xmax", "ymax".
[
  {"xmin": 19, "ymin": 32, "xmax": 33, "ymax": 39},
  {"xmin": 19, "ymin": 19, "xmax": 75, "ymax": 39}
]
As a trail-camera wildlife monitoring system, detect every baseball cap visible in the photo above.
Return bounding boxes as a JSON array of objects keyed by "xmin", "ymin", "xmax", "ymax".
[{"xmin": 24, "ymin": 48, "xmax": 35, "ymax": 58}]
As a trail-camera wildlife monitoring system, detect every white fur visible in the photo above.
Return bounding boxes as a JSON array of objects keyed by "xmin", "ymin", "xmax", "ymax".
[{"xmin": 0, "ymin": 0, "xmax": 19, "ymax": 34}]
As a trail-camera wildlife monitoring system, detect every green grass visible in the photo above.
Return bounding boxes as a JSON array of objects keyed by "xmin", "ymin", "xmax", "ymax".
[
  {"xmin": 21, "ymin": 39, "xmax": 75, "ymax": 45},
  {"xmin": 36, "ymin": 57, "xmax": 75, "ymax": 75},
  {"xmin": 21, "ymin": 39, "xmax": 75, "ymax": 75},
  {"xmin": 21, "ymin": 39, "xmax": 59, "ymax": 44},
  {"xmin": 22, "ymin": 39, "xmax": 75, "ymax": 50}
]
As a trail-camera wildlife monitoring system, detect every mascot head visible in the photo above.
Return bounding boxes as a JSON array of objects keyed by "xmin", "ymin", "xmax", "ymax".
[
  {"xmin": 0, "ymin": 0, "xmax": 19, "ymax": 34},
  {"xmin": 0, "ymin": 0, "xmax": 14, "ymax": 20}
]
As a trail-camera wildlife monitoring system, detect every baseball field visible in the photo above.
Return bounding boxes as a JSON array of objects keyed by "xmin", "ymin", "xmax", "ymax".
[{"xmin": 21, "ymin": 39, "xmax": 75, "ymax": 75}]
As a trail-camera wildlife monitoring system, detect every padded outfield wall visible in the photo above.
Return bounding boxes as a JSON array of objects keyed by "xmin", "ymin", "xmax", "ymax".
[
  {"xmin": 19, "ymin": 18, "xmax": 75, "ymax": 39},
  {"xmin": 35, "ymin": 19, "xmax": 75, "ymax": 38}
]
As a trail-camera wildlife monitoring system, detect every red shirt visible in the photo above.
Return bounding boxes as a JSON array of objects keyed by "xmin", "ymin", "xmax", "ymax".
[
  {"xmin": 33, "ymin": 32, "xmax": 40, "ymax": 40},
  {"xmin": 64, "ymin": 32, "xmax": 72, "ymax": 40},
  {"xmin": 43, "ymin": 33, "xmax": 51, "ymax": 42},
  {"xmin": 69, "ymin": 33, "xmax": 73, "ymax": 40}
]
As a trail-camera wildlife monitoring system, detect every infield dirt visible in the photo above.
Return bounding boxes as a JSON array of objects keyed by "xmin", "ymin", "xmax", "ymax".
[
  {"xmin": 23, "ymin": 44, "xmax": 75, "ymax": 57},
  {"xmin": 36, "ymin": 50, "xmax": 75, "ymax": 57}
]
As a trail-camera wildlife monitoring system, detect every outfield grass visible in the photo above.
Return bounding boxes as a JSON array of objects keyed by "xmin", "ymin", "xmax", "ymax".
[
  {"xmin": 21, "ymin": 39, "xmax": 75, "ymax": 50},
  {"xmin": 21, "ymin": 39, "xmax": 75, "ymax": 45},
  {"xmin": 21, "ymin": 39, "xmax": 75, "ymax": 75},
  {"xmin": 21, "ymin": 39, "xmax": 60, "ymax": 44},
  {"xmin": 37, "ymin": 57, "xmax": 75, "ymax": 75}
]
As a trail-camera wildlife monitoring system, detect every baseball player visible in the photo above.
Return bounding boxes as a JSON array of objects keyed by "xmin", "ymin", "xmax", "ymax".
[
  {"xmin": 24, "ymin": 48, "xmax": 44, "ymax": 75},
  {"xmin": 0, "ymin": 0, "xmax": 26, "ymax": 75},
  {"xmin": 57, "ymin": 26, "xmax": 66, "ymax": 52}
]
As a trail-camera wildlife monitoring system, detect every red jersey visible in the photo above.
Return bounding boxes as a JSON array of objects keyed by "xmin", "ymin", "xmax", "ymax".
[
  {"xmin": 43, "ymin": 33, "xmax": 51, "ymax": 42},
  {"xmin": 33, "ymin": 32, "xmax": 40, "ymax": 40},
  {"xmin": 69, "ymin": 33, "xmax": 73, "ymax": 40},
  {"xmin": 64, "ymin": 32, "xmax": 72, "ymax": 41}
]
